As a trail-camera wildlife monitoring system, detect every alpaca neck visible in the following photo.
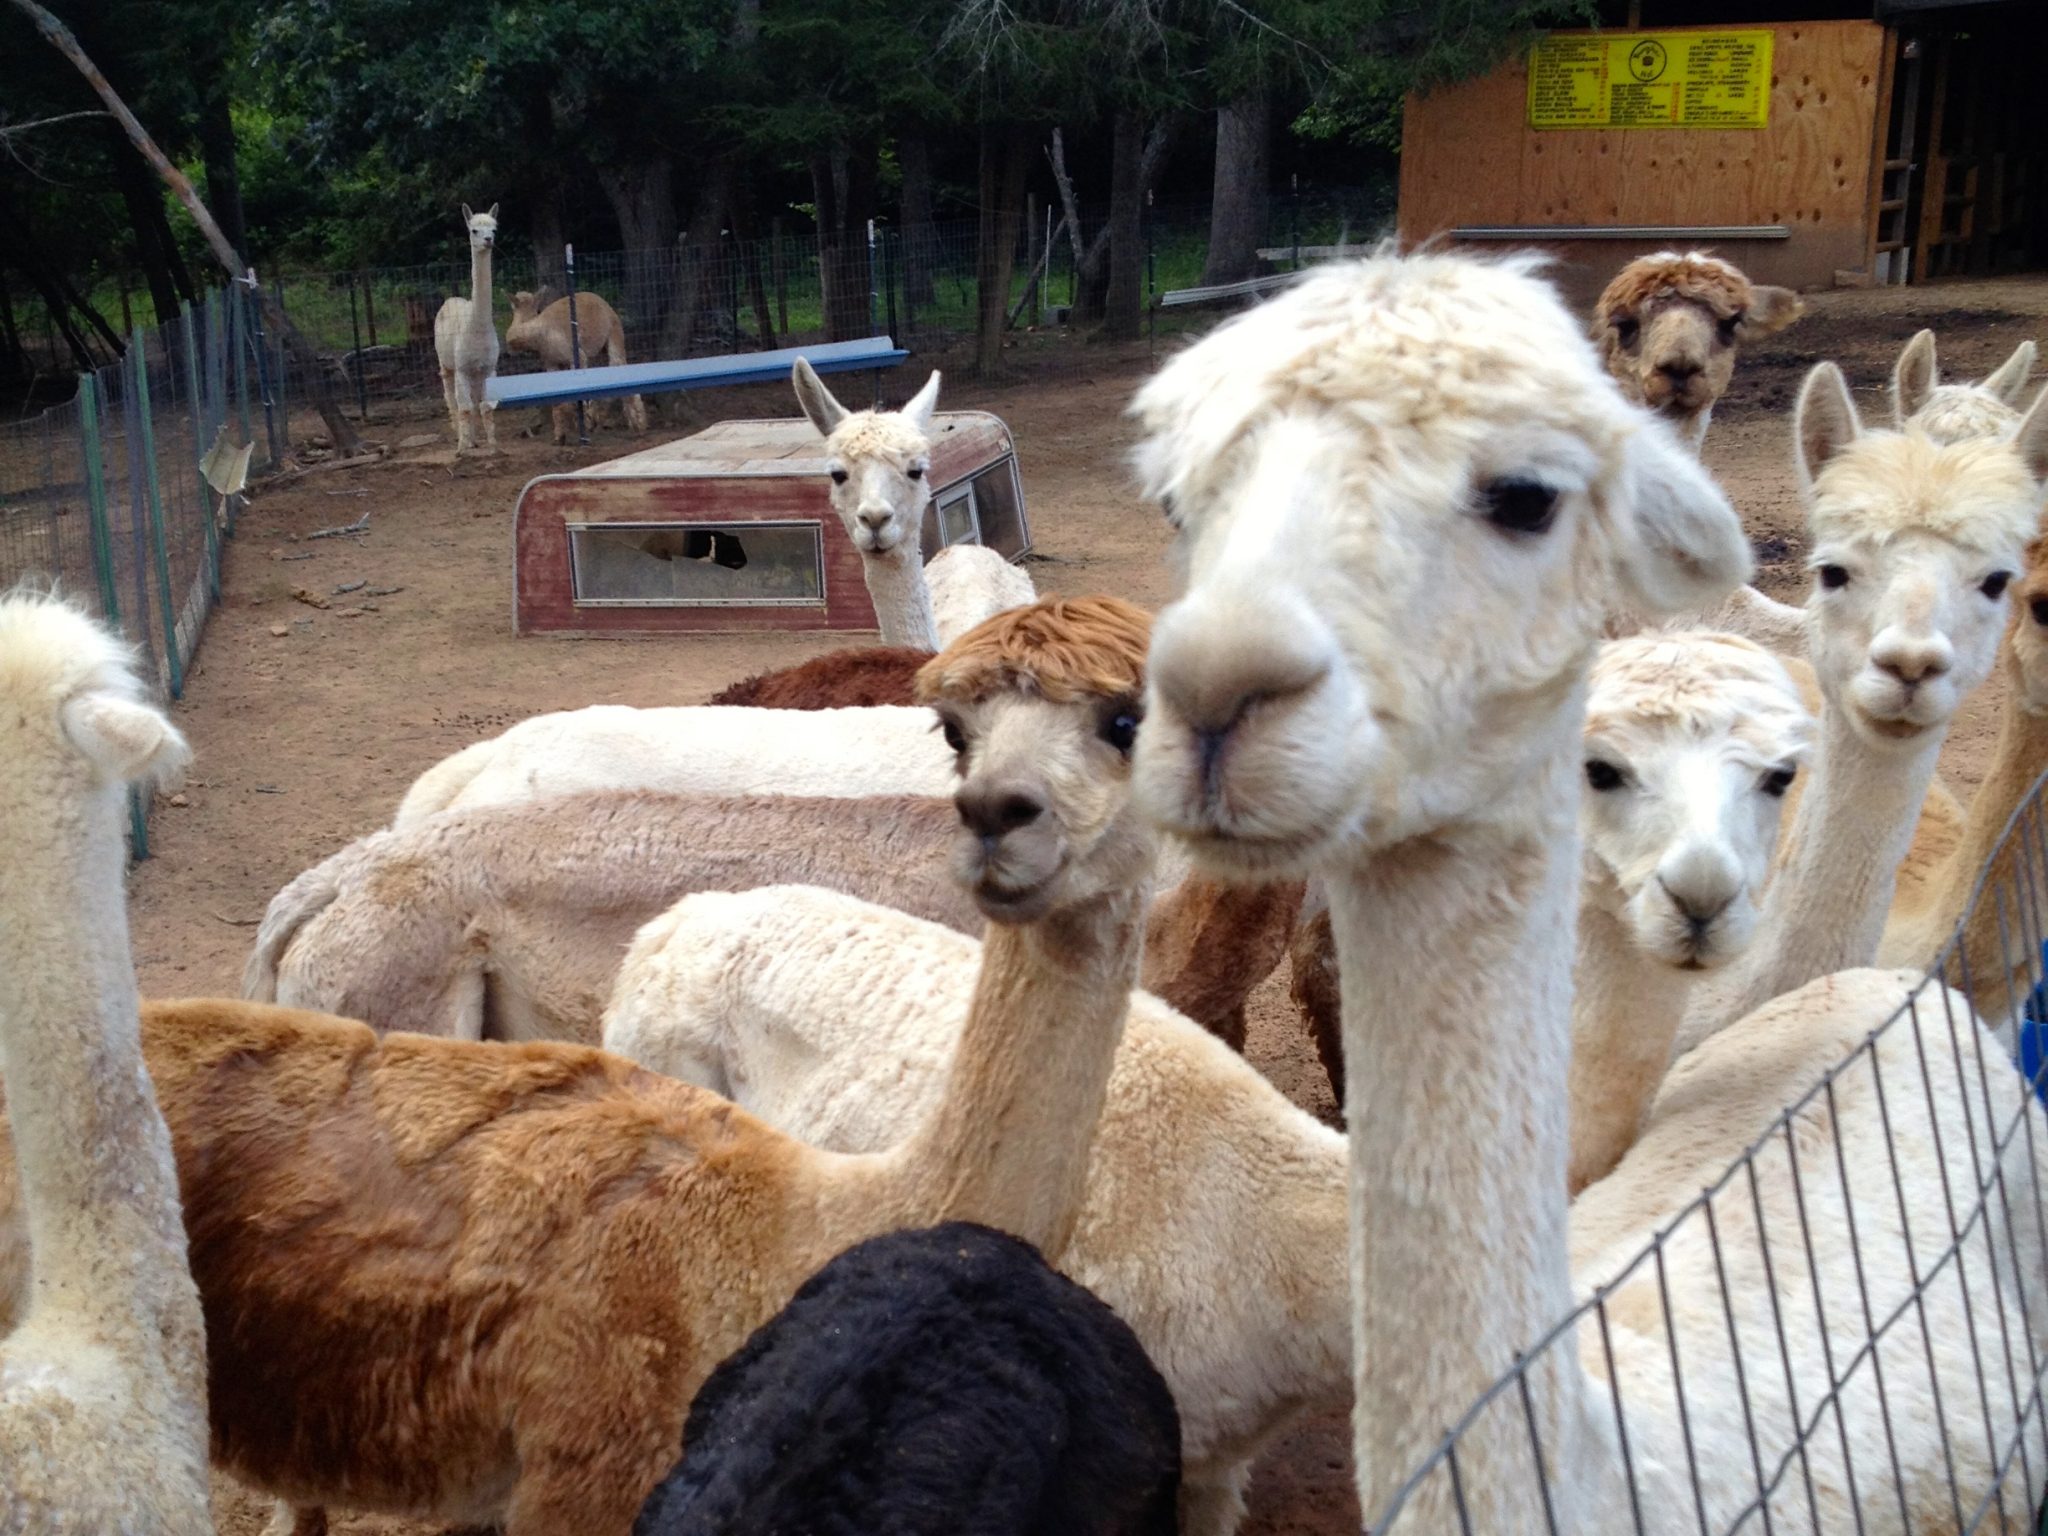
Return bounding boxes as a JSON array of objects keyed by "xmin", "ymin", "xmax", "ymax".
[
  {"xmin": 1943, "ymin": 658, "xmax": 2048, "ymax": 996},
  {"xmin": 1332, "ymin": 741, "xmax": 1615, "ymax": 1533},
  {"xmin": 862, "ymin": 544, "xmax": 940, "ymax": 650},
  {"xmin": 0, "ymin": 776, "xmax": 191, "ymax": 1344},
  {"xmin": 1680, "ymin": 403, "xmax": 1713, "ymax": 450},
  {"xmin": 846, "ymin": 877, "xmax": 1150, "ymax": 1259},
  {"xmin": 1566, "ymin": 886, "xmax": 1698, "ymax": 1195},
  {"xmin": 1698, "ymin": 700, "xmax": 1942, "ymax": 1039},
  {"xmin": 467, "ymin": 246, "xmax": 493, "ymax": 337}
]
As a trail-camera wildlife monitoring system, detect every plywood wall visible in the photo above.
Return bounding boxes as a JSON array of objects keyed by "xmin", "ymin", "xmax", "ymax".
[{"xmin": 1398, "ymin": 20, "xmax": 1887, "ymax": 292}]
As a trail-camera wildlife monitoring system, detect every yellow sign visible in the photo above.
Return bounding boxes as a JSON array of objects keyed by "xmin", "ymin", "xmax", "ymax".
[{"xmin": 1528, "ymin": 30, "xmax": 1774, "ymax": 130}]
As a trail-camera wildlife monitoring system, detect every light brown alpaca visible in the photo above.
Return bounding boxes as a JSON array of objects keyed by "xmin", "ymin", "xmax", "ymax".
[
  {"xmin": 0, "ymin": 594, "xmax": 210, "ymax": 1535},
  {"xmin": 505, "ymin": 289, "xmax": 649, "ymax": 442},
  {"xmin": 5, "ymin": 597, "xmax": 1157, "ymax": 1536},
  {"xmin": 1592, "ymin": 250, "xmax": 1802, "ymax": 449}
]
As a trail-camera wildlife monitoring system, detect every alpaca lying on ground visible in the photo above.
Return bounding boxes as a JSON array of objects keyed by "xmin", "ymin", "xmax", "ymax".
[
  {"xmin": 432, "ymin": 203, "xmax": 501, "ymax": 453},
  {"xmin": 506, "ymin": 288, "xmax": 649, "ymax": 442},
  {"xmin": 0, "ymin": 593, "xmax": 210, "ymax": 1536},
  {"xmin": 793, "ymin": 359, "xmax": 1036, "ymax": 648},
  {"xmin": 632, "ymin": 1222, "xmax": 1181, "ymax": 1536},
  {"xmin": 0, "ymin": 599, "xmax": 1162, "ymax": 1536},
  {"xmin": 708, "ymin": 645, "xmax": 927, "ymax": 708},
  {"xmin": 391, "ymin": 702, "xmax": 953, "ymax": 828},
  {"xmin": 1891, "ymin": 327, "xmax": 2037, "ymax": 443},
  {"xmin": 243, "ymin": 788, "xmax": 1291, "ymax": 1047}
]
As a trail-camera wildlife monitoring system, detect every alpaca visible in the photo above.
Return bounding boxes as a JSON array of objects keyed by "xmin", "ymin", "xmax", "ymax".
[
  {"xmin": 631, "ymin": 1222, "xmax": 1181, "ymax": 1536},
  {"xmin": 432, "ymin": 203, "xmax": 501, "ymax": 453},
  {"xmin": 0, "ymin": 597, "xmax": 1160, "ymax": 1536},
  {"xmin": 505, "ymin": 289, "xmax": 649, "ymax": 443},
  {"xmin": 792, "ymin": 358, "xmax": 1036, "ymax": 648},
  {"xmin": 1128, "ymin": 248, "xmax": 2048, "ymax": 1533},
  {"xmin": 240, "ymin": 789, "xmax": 1285, "ymax": 1048},
  {"xmin": 1676, "ymin": 362, "xmax": 2048, "ymax": 1048},
  {"xmin": 1591, "ymin": 249, "xmax": 1802, "ymax": 449},
  {"xmin": 606, "ymin": 630, "xmax": 1807, "ymax": 1535},
  {"xmin": 1891, "ymin": 327, "xmax": 2038, "ymax": 443},
  {"xmin": 391, "ymin": 702, "xmax": 953, "ymax": 828},
  {"xmin": 708, "ymin": 644, "xmax": 927, "ymax": 707},
  {"xmin": 0, "ymin": 593, "xmax": 209, "ymax": 1535}
]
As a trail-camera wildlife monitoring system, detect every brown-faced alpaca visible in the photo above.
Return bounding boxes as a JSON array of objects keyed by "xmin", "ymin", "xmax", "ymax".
[
  {"xmin": 505, "ymin": 289, "xmax": 649, "ymax": 443},
  {"xmin": 1592, "ymin": 251, "xmax": 1802, "ymax": 449},
  {"xmin": 4, "ymin": 598, "xmax": 1158, "ymax": 1536}
]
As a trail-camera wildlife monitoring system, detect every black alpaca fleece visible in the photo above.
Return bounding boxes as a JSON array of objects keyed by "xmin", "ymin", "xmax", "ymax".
[{"xmin": 632, "ymin": 1222, "xmax": 1181, "ymax": 1536}]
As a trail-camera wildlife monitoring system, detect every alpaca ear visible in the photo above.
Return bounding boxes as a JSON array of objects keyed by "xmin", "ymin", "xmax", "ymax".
[
  {"xmin": 1891, "ymin": 330, "xmax": 1938, "ymax": 425},
  {"xmin": 1796, "ymin": 362, "xmax": 1862, "ymax": 485},
  {"xmin": 487, "ymin": 203, "xmax": 499, "ymax": 221},
  {"xmin": 792, "ymin": 358, "xmax": 849, "ymax": 437},
  {"xmin": 61, "ymin": 693, "xmax": 191, "ymax": 789},
  {"xmin": 1743, "ymin": 285, "xmax": 1803, "ymax": 340},
  {"xmin": 902, "ymin": 371, "xmax": 942, "ymax": 434},
  {"xmin": 1610, "ymin": 418, "xmax": 1751, "ymax": 617},
  {"xmin": 2011, "ymin": 381, "xmax": 2048, "ymax": 487},
  {"xmin": 1984, "ymin": 340, "xmax": 2037, "ymax": 405},
  {"xmin": 461, "ymin": 203, "xmax": 475, "ymax": 224}
]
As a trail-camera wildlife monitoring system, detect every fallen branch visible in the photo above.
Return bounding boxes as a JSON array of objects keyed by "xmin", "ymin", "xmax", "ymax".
[
  {"xmin": 307, "ymin": 513, "xmax": 370, "ymax": 540},
  {"xmin": 1007, "ymin": 217, "xmax": 1068, "ymax": 330}
]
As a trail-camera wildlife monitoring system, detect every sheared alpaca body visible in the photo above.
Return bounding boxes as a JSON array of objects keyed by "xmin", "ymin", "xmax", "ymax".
[
  {"xmin": 390, "ymin": 703, "xmax": 952, "ymax": 829},
  {"xmin": 0, "ymin": 594, "xmax": 210, "ymax": 1535},
  {"xmin": 0, "ymin": 599, "xmax": 1161, "ymax": 1536},
  {"xmin": 633, "ymin": 1222, "xmax": 1181, "ymax": 1536},
  {"xmin": 793, "ymin": 359, "xmax": 1036, "ymax": 648},
  {"xmin": 505, "ymin": 289, "xmax": 647, "ymax": 442},
  {"xmin": 1128, "ymin": 249, "xmax": 2048, "ymax": 1534},
  {"xmin": 432, "ymin": 205, "xmax": 500, "ymax": 453},
  {"xmin": 709, "ymin": 645, "xmax": 928, "ymax": 708}
]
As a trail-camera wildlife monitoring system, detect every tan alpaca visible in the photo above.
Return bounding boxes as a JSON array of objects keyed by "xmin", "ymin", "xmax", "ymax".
[
  {"xmin": 432, "ymin": 204, "xmax": 501, "ymax": 452},
  {"xmin": 3, "ymin": 597, "xmax": 1157, "ymax": 1536},
  {"xmin": 505, "ymin": 289, "xmax": 649, "ymax": 442},
  {"xmin": 0, "ymin": 594, "xmax": 209, "ymax": 1535}
]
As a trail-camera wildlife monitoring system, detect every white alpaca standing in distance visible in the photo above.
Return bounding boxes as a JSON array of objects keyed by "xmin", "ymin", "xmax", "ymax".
[
  {"xmin": 792, "ymin": 358, "xmax": 1035, "ymax": 648},
  {"xmin": 0, "ymin": 593, "xmax": 210, "ymax": 1534},
  {"xmin": 600, "ymin": 629, "xmax": 1813, "ymax": 1536},
  {"xmin": 1129, "ymin": 249, "xmax": 2048, "ymax": 1535},
  {"xmin": 433, "ymin": 203, "xmax": 501, "ymax": 453}
]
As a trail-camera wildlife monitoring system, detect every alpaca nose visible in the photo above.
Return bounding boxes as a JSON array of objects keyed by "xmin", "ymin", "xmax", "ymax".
[
  {"xmin": 1148, "ymin": 596, "xmax": 1335, "ymax": 760},
  {"xmin": 1658, "ymin": 875, "xmax": 1733, "ymax": 937},
  {"xmin": 858, "ymin": 509, "xmax": 892, "ymax": 533},
  {"xmin": 956, "ymin": 781, "xmax": 1045, "ymax": 842},
  {"xmin": 1871, "ymin": 635, "xmax": 1950, "ymax": 687},
  {"xmin": 1659, "ymin": 359, "xmax": 1703, "ymax": 387}
]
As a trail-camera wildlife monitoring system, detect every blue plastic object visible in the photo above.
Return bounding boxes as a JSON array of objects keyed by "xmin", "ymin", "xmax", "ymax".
[
  {"xmin": 485, "ymin": 336, "xmax": 908, "ymax": 408},
  {"xmin": 2019, "ymin": 939, "xmax": 2048, "ymax": 1106}
]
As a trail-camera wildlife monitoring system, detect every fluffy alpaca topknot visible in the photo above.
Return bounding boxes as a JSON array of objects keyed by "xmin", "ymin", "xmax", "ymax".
[
  {"xmin": 0, "ymin": 586, "xmax": 147, "ymax": 708},
  {"xmin": 825, "ymin": 410, "xmax": 931, "ymax": 468},
  {"xmin": 1594, "ymin": 250, "xmax": 1755, "ymax": 324},
  {"xmin": 916, "ymin": 596, "xmax": 1151, "ymax": 706}
]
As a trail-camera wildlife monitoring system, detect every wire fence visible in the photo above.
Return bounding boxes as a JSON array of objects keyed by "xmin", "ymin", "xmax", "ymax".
[
  {"xmin": 0, "ymin": 282, "xmax": 257, "ymax": 854},
  {"xmin": 1368, "ymin": 773, "xmax": 2048, "ymax": 1535}
]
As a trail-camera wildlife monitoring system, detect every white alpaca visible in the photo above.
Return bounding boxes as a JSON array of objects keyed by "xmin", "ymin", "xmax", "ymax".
[
  {"xmin": 1128, "ymin": 248, "xmax": 2048, "ymax": 1534},
  {"xmin": 792, "ymin": 359, "xmax": 1035, "ymax": 648},
  {"xmin": 390, "ymin": 703, "xmax": 953, "ymax": 828},
  {"xmin": 1891, "ymin": 328, "xmax": 2038, "ymax": 444},
  {"xmin": 600, "ymin": 630, "xmax": 1811, "ymax": 1536},
  {"xmin": 1678, "ymin": 364, "xmax": 2048, "ymax": 1049},
  {"xmin": 0, "ymin": 594, "xmax": 210, "ymax": 1534},
  {"xmin": 432, "ymin": 203, "xmax": 502, "ymax": 453}
]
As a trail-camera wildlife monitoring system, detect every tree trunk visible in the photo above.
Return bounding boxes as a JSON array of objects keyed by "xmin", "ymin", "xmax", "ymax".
[
  {"xmin": 899, "ymin": 132, "xmax": 938, "ymax": 309},
  {"xmin": 1069, "ymin": 116, "xmax": 1175, "ymax": 326},
  {"xmin": 730, "ymin": 194, "xmax": 776, "ymax": 348},
  {"xmin": 528, "ymin": 173, "xmax": 568, "ymax": 295},
  {"xmin": 973, "ymin": 123, "xmax": 1030, "ymax": 379},
  {"xmin": 597, "ymin": 156, "xmax": 677, "ymax": 349},
  {"xmin": 194, "ymin": 86, "xmax": 247, "ymax": 263},
  {"xmin": 1201, "ymin": 91, "xmax": 1270, "ymax": 286},
  {"xmin": 110, "ymin": 133, "xmax": 182, "ymax": 324},
  {"xmin": 1101, "ymin": 109, "xmax": 1146, "ymax": 342},
  {"xmin": 662, "ymin": 158, "xmax": 735, "ymax": 358},
  {"xmin": 812, "ymin": 138, "xmax": 878, "ymax": 343}
]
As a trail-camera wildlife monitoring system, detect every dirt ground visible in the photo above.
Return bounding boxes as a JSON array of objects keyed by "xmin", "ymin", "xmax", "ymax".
[{"xmin": 114, "ymin": 275, "xmax": 2048, "ymax": 1536}]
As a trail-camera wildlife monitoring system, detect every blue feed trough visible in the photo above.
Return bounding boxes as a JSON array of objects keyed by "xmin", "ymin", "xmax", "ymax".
[{"xmin": 487, "ymin": 336, "xmax": 908, "ymax": 409}]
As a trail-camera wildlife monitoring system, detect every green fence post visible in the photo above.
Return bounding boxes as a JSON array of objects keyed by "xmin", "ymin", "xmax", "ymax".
[
  {"xmin": 181, "ymin": 302, "xmax": 222, "ymax": 599},
  {"xmin": 232, "ymin": 282, "xmax": 253, "ymax": 459},
  {"xmin": 131, "ymin": 328, "xmax": 184, "ymax": 700},
  {"xmin": 78, "ymin": 371, "xmax": 148, "ymax": 857}
]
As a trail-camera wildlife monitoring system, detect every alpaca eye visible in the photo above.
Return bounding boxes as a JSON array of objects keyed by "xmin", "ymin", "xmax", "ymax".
[
  {"xmin": 1585, "ymin": 759, "xmax": 1624, "ymax": 792},
  {"xmin": 1762, "ymin": 766, "xmax": 1797, "ymax": 797},
  {"xmin": 1980, "ymin": 571, "xmax": 2013, "ymax": 599},
  {"xmin": 1158, "ymin": 493, "xmax": 1181, "ymax": 529},
  {"xmin": 1819, "ymin": 564, "xmax": 1850, "ymax": 590},
  {"xmin": 2033, "ymin": 597, "xmax": 2048, "ymax": 627},
  {"xmin": 940, "ymin": 719, "xmax": 966, "ymax": 754},
  {"xmin": 907, "ymin": 466, "xmax": 924, "ymax": 480},
  {"xmin": 1100, "ymin": 708, "xmax": 1142, "ymax": 755},
  {"xmin": 829, "ymin": 469, "xmax": 848, "ymax": 486},
  {"xmin": 1717, "ymin": 314, "xmax": 1742, "ymax": 344},
  {"xmin": 1615, "ymin": 317, "xmax": 1640, "ymax": 348},
  {"xmin": 1482, "ymin": 478, "xmax": 1560, "ymax": 536}
]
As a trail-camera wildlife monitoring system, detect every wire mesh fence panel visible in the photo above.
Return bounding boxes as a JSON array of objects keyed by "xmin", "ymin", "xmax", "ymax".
[{"xmin": 1365, "ymin": 772, "xmax": 2048, "ymax": 1536}]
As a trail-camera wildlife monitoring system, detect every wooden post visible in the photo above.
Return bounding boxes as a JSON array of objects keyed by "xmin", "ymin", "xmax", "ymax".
[
  {"xmin": 1024, "ymin": 193, "xmax": 1040, "ymax": 329},
  {"xmin": 772, "ymin": 217, "xmax": 789, "ymax": 337}
]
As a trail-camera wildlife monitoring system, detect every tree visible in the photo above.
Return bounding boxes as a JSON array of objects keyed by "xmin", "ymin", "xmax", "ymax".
[{"xmin": 1201, "ymin": 91, "xmax": 1270, "ymax": 285}]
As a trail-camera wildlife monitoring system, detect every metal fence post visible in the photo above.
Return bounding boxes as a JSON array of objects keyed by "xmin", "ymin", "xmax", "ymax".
[
  {"xmin": 244, "ymin": 273, "xmax": 284, "ymax": 469},
  {"xmin": 131, "ymin": 328, "xmax": 184, "ymax": 700},
  {"xmin": 230, "ymin": 282, "xmax": 253, "ymax": 460},
  {"xmin": 181, "ymin": 302, "xmax": 222, "ymax": 599},
  {"xmin": 347, "ymin": 279, "xmax": 370, "ymax": 423},
  {"xmin": 564, "ymin": 243, "xmax": 588, "ymax": 446},
  {"xmin": 77, "ymin": 371, "xmax": 148, "ymax": 857}
]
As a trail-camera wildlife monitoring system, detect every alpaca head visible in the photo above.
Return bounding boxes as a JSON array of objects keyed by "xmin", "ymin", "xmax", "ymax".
[
  {"xmin": 918, "ymin": 596, "xmax": 1154, "ymax": 922},
  {"xmin": 0, "ymin": 591, "xmax": 189, "ymax": 800},
  {"xmin": 1891, "ymin": 328, "xmax": 2039, "ymax": 445},
  {"xmin": 1129, "ymin": 250, "xmax": 1750, "ymax": 876},
  {"xmin": 793, "ymin": 360, "xmax": 941, "ymax": 561},
  {"xmin": 1580, "ymin": 631, "xmax": 1812, "ymax": 969},
  {"xmin": 1592, "ymin": 252, "xmax": 1801, "ymax": 439},
  {"xmin": 460, "ymin": 203, "xmax": 499, "ymax": 253},
  {"xmin": 1796, "ymin": 361, "xmax": 2048, "ymax": 751},
  {"xmin": 2006, "ymin": 535, "xmax": 2048, "ymax": 716}
]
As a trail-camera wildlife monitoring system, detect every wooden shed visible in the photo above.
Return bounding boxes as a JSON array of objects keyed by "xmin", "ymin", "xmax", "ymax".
[
  {"xmin": 1397, "ymin": 1, "xmax": 2045, "ymax": 298},
  {"xmin": 512, "ymin": 413, "xmax": 1029, "ymax": 636}
]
